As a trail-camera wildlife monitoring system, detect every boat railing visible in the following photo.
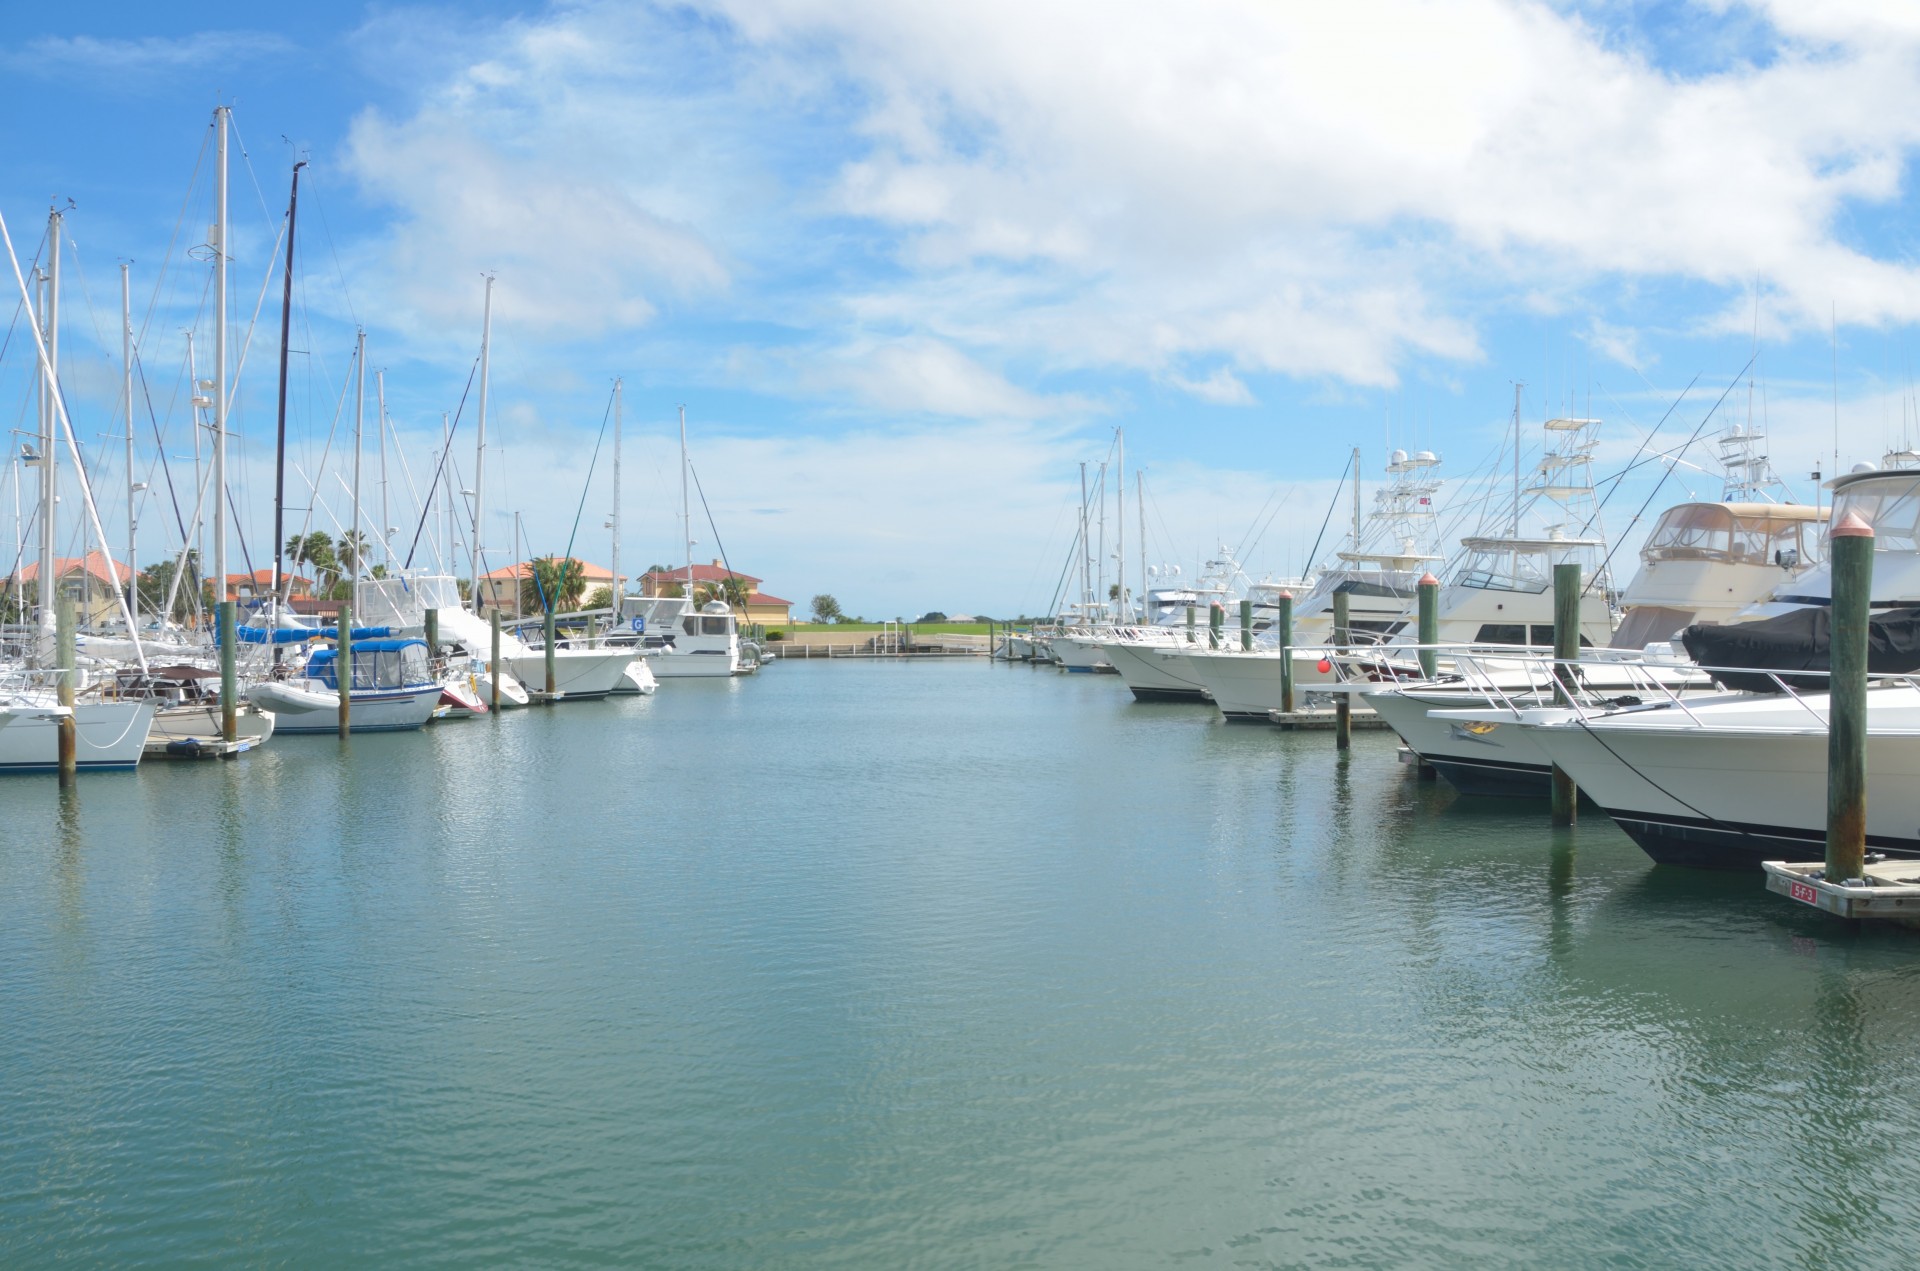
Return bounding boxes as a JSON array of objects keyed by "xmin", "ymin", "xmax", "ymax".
[{"xmin": 1338, "ymin": 643, "xmax": 1920, "ymax": 731}]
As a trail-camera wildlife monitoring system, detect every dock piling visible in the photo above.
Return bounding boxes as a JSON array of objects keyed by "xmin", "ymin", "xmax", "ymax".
[
  {"xmin": 1333, "ymin": 591, "xmax": 1350, "ymax": 751},
  {"xmin": 1186, "ymin": 605, "xmax": 1195, "ymax": 644},
  {"xmin": 490, "ymin": 609, "xmax": 502, "ymax": 712},
  {"xmin": 338, "ymin": 601, "xmax": 352, "ymax": 738},
  {"xmin": 1239, "ymin": 599, "xmax": 1253, "ymax": 652},
  {"xmin": 544, "ymin": 605, "xmax": 557, "ymax": 697},
  {"xmin": 1278, "ymin": 590, "xmax": 1294, "ymax": 714},
  {"xmin": 425, "ymin": 607, "xmax": 439, "ymax": 664},
  {"xmin": 56, "ymin": 593, "xmax": 75, "ymax": 784},
  {"xmin": 1551, "ymin": 562, "xmax": 1581, "ymax": 824},
  {"xmin": 1417, "ymin": 573, "xmax": 1439, "ymax": 680},
  {"xmin": 218, "ymin": 599, "xmax": 237, "ymax": 742},
  {"xmin": 1209, "ymin": 603, "xmax": 1223, "ymax": 651},
  {"xmin": 1827, "ymin": 512, "xmax": 1874, "ymax": 881}
]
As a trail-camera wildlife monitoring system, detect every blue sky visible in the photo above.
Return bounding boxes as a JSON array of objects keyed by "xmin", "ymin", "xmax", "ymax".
[{"xmin": 7, "ymin": 1, "xmax": 1920, "ymax": 618}]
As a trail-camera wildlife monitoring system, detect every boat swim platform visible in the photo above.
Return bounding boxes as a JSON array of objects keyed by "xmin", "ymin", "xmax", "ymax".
[
  {"xmin": 1265, "ymin": 706, "xmax": 1391, "ymax": 731},
  {"xmin": 1764, "ymin": 859, "xmax": 1920, "ymax": 924}
]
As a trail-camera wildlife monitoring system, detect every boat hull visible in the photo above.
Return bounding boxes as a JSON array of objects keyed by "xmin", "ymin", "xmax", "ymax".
[
  {"xmin": 1104, "ymin": 641, "xmax": 1212, "ymax": 701},
  {"xmin": 1526, "ymin": 713, "xmax": 1920, "ymax": 869},
  {"xmin": 251, "ymin": 682, "xmax": 443, "ymax": 733},
  {"xmin": 1363, "ymin": 688, "xmax": 1555, "ymax": 797},
  {"xmin": 502, "ymin": 648, "xmax": 636, "ymax": 698},
  {"xmin": 0, "ymin": 701, "xmax": 156, "ymax": 773},
  {"xmin": 642, "ymin": 651, "xmax": 737, "ymax": 678}
]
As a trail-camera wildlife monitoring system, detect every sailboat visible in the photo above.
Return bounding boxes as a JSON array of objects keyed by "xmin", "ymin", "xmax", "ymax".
[
  {"xmin": 633, "ymin": 406, "xmax": 753, "ymax": 678},
  {"xmin": 0, "ymin": 203, "xmax": 156, "ymax": 770}
]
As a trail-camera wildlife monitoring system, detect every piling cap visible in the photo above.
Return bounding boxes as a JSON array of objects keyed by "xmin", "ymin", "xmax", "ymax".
[
  {"xmin": 1418, "ymin": 572, "xmax": 1440, "ymax": 586},
  {"xmin": 1278, "ymin": 589, "xmax": 1292, "ymax": 600},
  {"xmin": 1832, "ymin": 510, "xmax": 1875, "ymax": 538}
]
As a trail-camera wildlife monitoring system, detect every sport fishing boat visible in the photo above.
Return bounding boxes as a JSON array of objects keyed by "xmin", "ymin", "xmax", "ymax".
[
  {"xmin": 1181, "ymin": 446, "xmax": 1447, "ymax": 718},
  {"xmin": 1357, "ymin": 499, "xmax": 1826, "ymax": 794}
]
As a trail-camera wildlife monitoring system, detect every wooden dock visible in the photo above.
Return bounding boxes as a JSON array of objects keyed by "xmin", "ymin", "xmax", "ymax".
[{"xmin": 1266, "ymin": 706, "xmax": 1391, "ymax": 730}]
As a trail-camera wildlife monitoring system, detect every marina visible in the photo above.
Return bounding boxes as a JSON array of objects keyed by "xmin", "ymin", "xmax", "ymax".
[
  {"xmin": 9, "ymin": 659, "xmax": 1920, "ymax": 1267},
  {"xmin": 15, "ymin": 4, "xmax": 1920, "ymax": 1265}
]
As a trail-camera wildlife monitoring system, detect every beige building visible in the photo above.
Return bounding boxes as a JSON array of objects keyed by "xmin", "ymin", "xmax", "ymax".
[
  {"xmin": 477, "ymin": 559, "xmax": 622, "ymax": 617},
  {"xmin": 6, "ymin": 552, "xmax": 135, "ymax": 626}
]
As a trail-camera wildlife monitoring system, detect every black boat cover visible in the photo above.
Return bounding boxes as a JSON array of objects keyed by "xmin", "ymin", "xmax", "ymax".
[{"xmin": 1680, "ymin": 605, "xmax": 1920, "ymax": 692}]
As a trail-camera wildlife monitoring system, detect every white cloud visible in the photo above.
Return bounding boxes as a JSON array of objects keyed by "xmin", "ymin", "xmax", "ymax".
[
  {"xmin": 698, "ymin": 0, "xmax": 1920, "ymax": 348},
  {"xmin": 1165, "ymin": 367, "xmax": 1255, "ymax": 407},
  {"xmin": 792, "ymin": 337, "xmax": 1091, "ymax": 419},
  {"xmin": 8, "ymin": 31, "xmax": 292, "ymax": 79}
]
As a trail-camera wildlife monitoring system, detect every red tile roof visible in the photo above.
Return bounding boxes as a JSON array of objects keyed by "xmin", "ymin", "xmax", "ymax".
[
  {"xmin": 10, "ymin": 551, "xmax": 131, "ymax": 585},
  {"xmin": 641, "ymin": 562, "xmax": 762, "ymax": 586},
  {"xmin": 745, "ymin": 591, "xmax": 790, "ymax": 607}
]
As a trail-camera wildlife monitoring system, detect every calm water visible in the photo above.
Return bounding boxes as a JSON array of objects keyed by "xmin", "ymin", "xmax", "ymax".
[{"xmin": 5, "ymin": 660, "xmax": 1920, "ymax": 1268}]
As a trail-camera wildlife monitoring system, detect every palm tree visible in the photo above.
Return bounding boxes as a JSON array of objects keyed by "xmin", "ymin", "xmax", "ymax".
[{"xmin": 524, "ymin": 556, "xmax": 587, "ymax": 613}]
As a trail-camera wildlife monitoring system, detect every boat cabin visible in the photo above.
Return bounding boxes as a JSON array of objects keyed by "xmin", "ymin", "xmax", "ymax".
[{"xmin": 305, "ymin": 639, "xmax": 433, "ymax": 691}]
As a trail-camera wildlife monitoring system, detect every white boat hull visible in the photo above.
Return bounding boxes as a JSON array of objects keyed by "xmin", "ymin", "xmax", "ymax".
[
  {"xmin": 503, "ymin": 647, "xmax": 636, "ymax": 698},
  {"xmin": 0, "ymin": 701, "xmax": 156, "ymax": 773},
  {"xmin": 249, "ymin": 681, "xmax": 443, "ymax": 733},
  {"xmin": 642, "ymin": 650, "xmax": 738, "ymax": 678}
]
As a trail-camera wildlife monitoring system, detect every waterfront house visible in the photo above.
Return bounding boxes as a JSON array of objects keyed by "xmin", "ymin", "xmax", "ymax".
[
  {"xmin": 477, "ymin": 559, "xmax": 623, "ymax": 617},
  {"xmin": 7, "ymin": 552, "xmax": 135, "ymax": 625}
]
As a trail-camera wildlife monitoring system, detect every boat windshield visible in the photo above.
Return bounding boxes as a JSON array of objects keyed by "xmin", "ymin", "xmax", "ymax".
[
  {"xmin": 1644, "ymin": 504, "xmax": 1823, "ymax": 565},
  {"xmin": 1451, "ymin": 548, "xmax": 1551, "ymax": 594},
  {"xmin": 1832, "ymin": 475, "xmax": 1920, "ymax": 553}
]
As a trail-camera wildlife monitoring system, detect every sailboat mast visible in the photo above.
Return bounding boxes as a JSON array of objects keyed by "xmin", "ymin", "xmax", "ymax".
[
  {"xmin": 1078, "ymin": 461, "xmax": 1090, "ymax": 611},
  {"xmin": 1137, "ymin": 471, "xmax": 1146, "ymax": 620},
  {"xmin": 680, "ymin": 404, "xmax": 692, "ymax": 602},
  {"xmin": 272, "ymin": 160, "xmax": 305, "ymax": 636},
  {"xmin": 122, "ymin": 262, "xmax": 136, "ymax": 630},
  {"xmin": 472, "ymin": 274, "xmax": 493, "ymax": 602},
  {"xmin": 441, "ymin": 412, "xmax": 452, "ymax": 576},
  {"xmin": 40, "ymin": 215, "xmax": 60, "ymax": 653},
  {"xmin": 352, "ymin": 330, "xmax": 366, "ymax": 595},
  {"xmin": 611, "ymin": 377, "xmax": 622, "ymax": 625},
  {"xmin": 377, "ymin": 369, "xmax": 388, "ymax": 568},
  {"xmin": 1116, "ymin": 428, "xmax": 1125, "ymax": 622},
  {"xmin": 212, "ymin": 105, "xmax": 229, "ymax": 623}
]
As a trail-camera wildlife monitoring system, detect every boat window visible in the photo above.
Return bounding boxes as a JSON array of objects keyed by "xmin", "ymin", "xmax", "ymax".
[
  {"xmin": 702, "ymin": 616, "xmax": 730, "ymax": 636},
  {"xmin": 1833, "ymin": 476, "xmax": 1920, "ymax": 552},
  {"xmin": 1473, "ymin": 623, "xmax": 1527, "ymax": 645},
  {"xmin": 1453, "ymin": 548, "xmax": 1550, "ymax": 593},
  {"xmin": 1643, "ymin": 504, "xmax": 1734, "ymax": 560},
  {"xmin": 682, "ymin": 617, "xmax": 700, "ymax": 636}
]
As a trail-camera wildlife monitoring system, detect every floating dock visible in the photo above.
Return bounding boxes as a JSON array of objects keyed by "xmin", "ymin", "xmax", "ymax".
[
  {"xmin": 1266, "ymin": 707, "xmax": 1390, "ymax": 730},
  {"xmin": 1763, "ymin": 859, "xmax": 1920, "ymax": 923},
  {"xmin": 144, "ymin": 735, "xmax": 259, "ymax": 760}
]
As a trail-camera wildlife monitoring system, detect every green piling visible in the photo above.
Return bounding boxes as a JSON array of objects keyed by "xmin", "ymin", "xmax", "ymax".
[
  {"xmin": 1186, "ymin": 605, "xmax": 1195, "ymax": 644},
  {"xmin": 1333, "ymin": 590, "xmax": 1350, "ymax": 750},
  {"xmin": 490, "ymin": 608, "xmax": 502, "ymax": 713},
  {"xmin": 1417, "ymin": 572, "xmax": 1440, "ymax": 680},
  {"xmin": 1239, "ymin": 598, "xmax": 1253, "ymax": 652},
  {"xmin": 218, "ymin": 599, "xmax": 237, "ymax": 742},
  {"xmin": 1208, "ymin": 602, "xmax": 1223, "ymax": 651},
  {"xmin": 544, "ymin": 605, "xmax": 558, "ymax": 697},
  {"xmin": 425, "ymin": 607, "xmax": 439, "ymax": 664},
  {"xmin": 338, "ymin": 601, "xmax": 353, "ymax": 738},
  {"xmin": 1826, "ymin": 513, "xmax": 1874, "ymax": 881},
  {"xmin": 1551, "ymin": 562, "xmax": 1581, "ymax": 825}
]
